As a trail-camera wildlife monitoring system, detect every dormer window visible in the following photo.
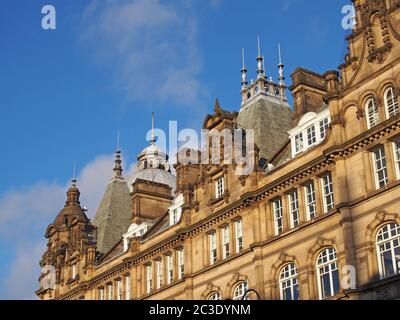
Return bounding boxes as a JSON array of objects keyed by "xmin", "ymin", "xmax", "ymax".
[
  {"xmin": 289, "ymin": 109, "xmax": 331, "ymax": 157},
  {"xmin": 216, "ymin": 177, "xmax": 225, "ymax": 199}
]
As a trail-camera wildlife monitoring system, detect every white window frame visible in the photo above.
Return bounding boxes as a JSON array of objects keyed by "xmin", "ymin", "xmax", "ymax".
[
  {"xmin": 125, "ymin": 275, "xmax": 131, "ymax": 300},
  {"xmin": 273, "ymin": 198, "xmax": 284, "ymax": 235},
  {"xmin": 366, "ymin": 97, "xmax": 380, "ymax": 129},
  {"xmin": 321, "ymin": 173, "xmax": 334, "ymax": 214},
  {"xmin": 279, "ymin": 263, "xmax": 299, "ymax": 301},
  {"xmin": 235, "ymin": 219, "xmax": 243, "ymax": 253},
  {"xmin": 319, "ymin": 117, "xmax": 329, "ymax": 140},
  {"xmin": 116, "ymin": 279, "xmax": 122, "ymax": 300},
  {"xmin": 222, "ymin": 225, "xmax": 230, "ymax": 259},
  {"xmin": 376, "ymin": 223, "xmax": 400, "ymax": 279},
  {"xmin": 307, "ymin": 125, "xmax": 317, "ymax": 146},
  {"xmin": 384, "ymin": 86, "xmax": 399, "ymax": 119},
  {"xmin": 208, "ymin": 292, "xmax": 221, "ymax": 300},
  {"xmin": 288, "ymin": 191, "xmax": 300, "ymax": 229},
  {"xmin": 233, "ymin": 282, "xmax": 249, "ymax": 300},
  {"xmin": 393, "ymin": 139, "xmax": 400, "ymax": 180},
  {"xmin": 209, "ymin": 231, "xmax": 217, "ymax": 265},
  {"xmin": 294, "ymin": 133, "xmax": 304, "ymax": 154},
  {"xmin": 146, "ymin": 264, "xmax": 153, "ymax": 294},
  {"xmin": 316, "ymin": 248, "xmax": 340, "ymax": 300},
  {"xmin": 156, "ymin": 259, "xmax": 163, "ymax": 289},
  {"xmin": 372, "ymin": 145, "xmax": 389, "ymax": 189},
  {"xmin": 304, "ymin": 182, "xmax": 317, "ymax": 221},
  {"xmin": 216, "ymin": 177, "xmax": 225, "ymax": 199},
  {"xmin": 178, "ymin": 249, "xmax": 184, "ymax": 280},
  {"xmin": 167, "ymin": 254, "xmax": 174, "ymax": 284}
]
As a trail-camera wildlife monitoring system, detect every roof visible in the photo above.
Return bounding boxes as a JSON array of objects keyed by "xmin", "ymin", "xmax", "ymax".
[
  {"xmin": 92, "ymin": 178, "xmax": 133, "ymax": 255},
  {"xmin": 127, "ymin": 168, "xmax": 176, "ymax": 194}
]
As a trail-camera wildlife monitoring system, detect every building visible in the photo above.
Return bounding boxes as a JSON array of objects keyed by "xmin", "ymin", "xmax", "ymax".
[{"xmin": 36, "ymin": 0, "xmax": 400, "ymax": 300}]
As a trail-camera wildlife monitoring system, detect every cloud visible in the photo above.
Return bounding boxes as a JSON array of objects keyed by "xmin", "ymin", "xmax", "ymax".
[
  {"xmin": 80, "ymin": 0, "xmax": 209, "ymax": 108},
  {"xmin": 0, "ymin": 153, "xmax": 125, "ymax": 299},
  {"xmin": 281, "ymin": 0, "xmax": 302, "ymax": 12}
]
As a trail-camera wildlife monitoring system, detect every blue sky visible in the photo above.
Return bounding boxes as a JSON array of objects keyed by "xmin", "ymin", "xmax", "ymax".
[{"xmin": 0, "ymin": 0, "xmax": 350, "ymax": 299}]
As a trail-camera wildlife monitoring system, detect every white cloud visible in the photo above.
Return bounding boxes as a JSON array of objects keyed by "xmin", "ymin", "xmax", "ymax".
[
  {"xmin": 0, "ymin": 153, "xmax": 128, "ymax": 299},
  {"xmin": 80, "ymin": 0, "xmax": 209, "ymax": 108}
]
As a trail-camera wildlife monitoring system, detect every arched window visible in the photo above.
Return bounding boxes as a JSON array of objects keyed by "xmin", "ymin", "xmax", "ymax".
[
  {"xmin": 316, "ymin": 248, "xmax": 340, "ymax": 299},
  {"xmin": 232, "ymin": 282, "xmax": 249, "ymax": 300},
  {"xmin": 384, "ymin": 87, "xmax": 399, "ymax": 119},
  {"xmin": 279, "ymin": 263, "xmax": 299, "ymax": 300},
  {"xmin": 208, "ymin": 292, "xmax": 221, "ymax": 300},
  {"xmin": 365, "ymin": 97, "xmax": 380, "ymax": 128},
  {"xmin": 376, "ymin": 223, "xmax": 400, "ymax": 279}
]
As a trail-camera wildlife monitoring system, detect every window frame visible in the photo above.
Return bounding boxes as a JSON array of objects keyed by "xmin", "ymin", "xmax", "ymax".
[
  {"xmin": 177, "ymin": 249, "xmax": 184, "ymax": 280},
  {"xmin": 316, "ymin": 248, "xmax": 340, "ymax": 300},
  {"xmin": 273, "ymin": 198, "xmax": 284, "ymax": 235},
  {"xmin": 393, "ymin": 139, "xmax": 400, "ymax": 180},
  {"xmin": 156, "ymin": 259, "xmax": 163, "ymax": 289},
  {"xmin": 321, "ymin": 173, "xmax": 334, "ymax": 214},
  {"xmin": 125, "ymin": 274, "xmax": 131, "ymax": 300},
  {"xmin": 279, "ymin": 263, "xmax": 299, "ymax": 301},
  {"xmin": 306, "ymin": 125, "xmax": 317, "ymax": 147},
  {"xmin": 384, "ymin": 86, "xmax": 399, "ymax": 119},
  {"xmin": 116, "ymin": 279, "xmax": 122, "ymax": 300},
  {"xmin": 222, "ymin": 225, "xmax": 230, "ymax": 259},
  {"xmin": 146, "ymin": 264, "xmax": 153, "ymax": 294},
  {"xmin": 288, "ymin": 190, "xmax": 300, "ymax": 228},
  {"xmin": 209, "ymin": 231, "xmax": 217, "ymax": 265},
  {"xmin": 215, "ymin": 177, "xmax": 225, "ymax": 199},
  {"xmin": 235, "ymin": 219, "xmax": 243, "ymax": 253},
  {"xmin": 371, "ymin": 145, "xmax": 389, "ymax": 189},
  {"xmin": 376, "ymin": 223, "xmax": 400, "ymax": 279},
  {"xmin": 304, "ymin": 182, "xmax": 317, "ymax": 221},
  {"xmin": 166, "ymin": 254, "xmax": 174, "ymax": 284},
  {"xmin": 365, "ymin": 97, "xmax": 380, "ymax": 129},
  {"xmin": 232, "ymin": 282, "xmax": 249, "ymax": 300}
]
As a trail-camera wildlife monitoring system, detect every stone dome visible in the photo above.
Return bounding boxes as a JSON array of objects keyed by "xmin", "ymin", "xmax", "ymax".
[{"xmin": 127, "ymin": 168, "xmax": 176, "ymax": 194}]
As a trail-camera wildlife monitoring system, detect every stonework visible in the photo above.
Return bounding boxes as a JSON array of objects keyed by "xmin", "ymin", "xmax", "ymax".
[{"xmin": 37, "ymin": 0, "xmax": 400, "ymax": 301}]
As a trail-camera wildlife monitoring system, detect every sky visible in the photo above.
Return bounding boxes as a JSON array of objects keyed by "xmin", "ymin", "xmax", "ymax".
[{"xmin": 0, "ymin": 0, "xmax": 350, "ymax": 299}]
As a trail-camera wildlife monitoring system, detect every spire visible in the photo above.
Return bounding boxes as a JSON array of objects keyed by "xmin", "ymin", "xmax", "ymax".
[
  {"xmin": 113, "ymin": 131, "xmax": 123, "ymax": 179},
  {"xmin": 150, "ymin": 112, "xmax": 156, "ymax": 145},
  {"xmin": 278, "ymin": 43, "xmax": 285, "ymax": 85},
  {"xmin": 66, "ymin": 162, "xmax": 80, "ymax": 206},
  {"xmin": 241, "ymin": 48, "xmax": 248, "ymax": 90},
  {"xmin": 256, "ymin": 36, "xmax": 264, "ymax": 78}
]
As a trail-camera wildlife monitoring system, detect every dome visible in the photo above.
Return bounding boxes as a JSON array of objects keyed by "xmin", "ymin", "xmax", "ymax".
[{"xmin": 127, "ymin": 168, "xmax": 176, "ymax": 194}]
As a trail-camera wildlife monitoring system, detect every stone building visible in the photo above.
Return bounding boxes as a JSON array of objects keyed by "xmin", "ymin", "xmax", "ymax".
[{"xmin": 37, "ymin": 0, "xmax": 400, "ymax": 300}]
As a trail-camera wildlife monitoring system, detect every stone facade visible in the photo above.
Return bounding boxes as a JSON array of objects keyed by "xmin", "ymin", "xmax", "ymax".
[{"xmin": 37, "ymin": 0, "xmax": 400, "ymax": 301}]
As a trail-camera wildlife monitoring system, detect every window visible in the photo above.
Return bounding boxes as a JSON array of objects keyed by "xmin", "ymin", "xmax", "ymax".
[
  {"xmin": 304, "ymin": 182, "xmax": 317, "ymax": 221},
  {"xmin": 98, "ymin": 287, "xmax": 104, "ymax": 301},
  {"xmin": 366, "ymin": 97, "xmax": 379, "ymax": 128},
  {"xmin": 116, "ymin": 279, "xmax": 122, "ymax": 300},
  {"xmin": 273, "ymin": 198, "xmax": 284, "ymax": 235},
  {"xmin": 384, "ymin": 87, "xmax": 399, "ymax": 119},
  {"xmin": 167, "ymin": 255, "xmax": 174, "ymax": 284},
  {"xmin": 222, "ymin": 225, "xmax": 230, "ymax": 259},
  {"xmin": 294, "ymin": 133, "xmax": 304, "ymax": 154},
  {"xmin": 279, "ymin": 263, "xmax": 299, "ymax": 300},
  {"xmin": 319, "ymin": 118, "xmax": 329, "ymax": 140},
  {"xmin": 178, "ymin": 249, "xmax": 184, "ymax": 279},
  {"xmin": 209, "ymin": 231, "xmax": 217, "ymax": 265},
  {"xmin": 171, "ymin": 209, "xmax": 178, "ymax": 224},
  {"xmin": 372, "ymin": 146, "xmax": 389, "ymax": 189},
  {"xmin": 376, "ymin": 223, "xmax": 400, "ymax": 279},
  {"xmin": 216, "ymin": 177, "xmax": 225, "ymax": 199},
  {"xmin": 125, "ymin": 275, "xmax": 131, "ymax": 300},
  {"xmin": 307, "ymin": 125, "xmax": 316, "ymax": 146},
  {"xmin": 107, "ymin": 283, "xmax": 113, "ymax": 300},
  {"xmin": 288, "ymin": 191, "xmax": 300, "ymax": 228},
  {"xmin": 208, "ymin": 292, "xmax": 221, "ymax": 300},
  {"xmin": 235, "ymin": 219, "xmax": 243, "ymax": 253},
  {"xmin": 233, "ymin": 282, "xmax": 249, "ymax": 300},
  {"xmin": 316, "ymin": 248, "xmax": 340, "ymax": 299},
  {"xmin": 321, "ymin": 173, "xmax": 334, "ymax": 213},
  {"xmin": 156, "ymin": 259, "xmax": 163, "ymax": 289},
  {"xmin": 71, "ymin": 264, "xmax": 77, "ymax": 280},
  {"xmin": 393, "ymin": 140, "xmax": 400, "ymax": 179},
  {"xmin": 146, "ymin": 264, "xmax": 153, "ymax": 294}
]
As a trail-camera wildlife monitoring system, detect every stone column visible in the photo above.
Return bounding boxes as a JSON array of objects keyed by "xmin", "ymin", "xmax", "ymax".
[
  {"xmin": 384, "ymin": 141, "xmax": 397, "ymax": 183},
  {"xmin": 312, "ymin": 177, "xmax": 324, "ymax": 216}
]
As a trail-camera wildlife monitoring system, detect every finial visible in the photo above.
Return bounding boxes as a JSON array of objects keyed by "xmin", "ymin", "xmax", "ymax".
[
  {"xmin": 278, "ymin": 43, "xmax": 285, "ymax": 85},
  {"xmin": 117, "ymin": 130, "xmax": 120, "ymax": 151},
  {"xmin": 113, "ymin": 150, "xmax": 123, "ymax": 179},
  {"xmin": 256, "ymin": 36, "xmax": 264, "ymax": 78},
  {"xmin": 72, "ymin": 161, "xmax": 77, "ymax": 187},
  {"xmin": 214, "ymin": 98, "xmax": 221, "ymax": 112},
  {"xmin": 150, "ymin": 112, "xmax": 156, "ymax": 145},
  {"xmin": 241, "ymin": 48, "xmax": 248, "ymax": 89}
]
